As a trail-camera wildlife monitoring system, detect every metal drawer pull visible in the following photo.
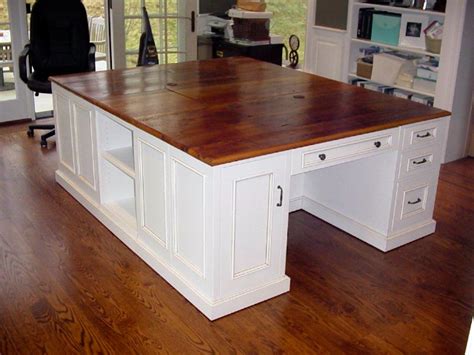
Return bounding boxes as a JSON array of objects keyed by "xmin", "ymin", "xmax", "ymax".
[
  {"xmin": 416, "ymin": 132, "xmax": 431, "ymax": 138},
  {"xmin": 319, "ymin": 154, "xmax": 326, "ymax": 161},
  {"xmin": 408, "ymin": 198, "xmax": 422, "ymax": 205},
  {"xmin": 413, "ymin": 158, "xmax": 428, "ymax": 165},
  {"xmin": 277, "ymin": 186, "xmax": 283, "ymax": 207},
  {"xmin": 374, "ymin": 141, "xmax": 381, "ymax": 148}
]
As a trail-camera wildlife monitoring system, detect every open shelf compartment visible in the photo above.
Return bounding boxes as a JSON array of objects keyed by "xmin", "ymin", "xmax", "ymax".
[
  {"xmin": 100, "ymin": 158, "xmax": 137, "ymax": 230},
  {"xmin": 97, "ymin": 111, "xmax": 135, "ymax": 177}
]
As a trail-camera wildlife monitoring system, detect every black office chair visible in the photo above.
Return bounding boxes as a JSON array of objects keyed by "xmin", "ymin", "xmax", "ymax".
[{"xmin": 19, "ymin": 0, "xmax": 96, "ymax": 148}]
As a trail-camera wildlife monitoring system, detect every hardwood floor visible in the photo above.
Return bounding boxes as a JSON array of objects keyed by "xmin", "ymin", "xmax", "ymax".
[{"xmin": 1, "ymin": 123, "xmax": 472, "ymax": 354}]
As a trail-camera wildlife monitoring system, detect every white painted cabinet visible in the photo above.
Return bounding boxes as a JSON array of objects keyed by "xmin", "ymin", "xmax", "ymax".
[
  {"xmin": 218, "ymin": 154, "xmax": 290, "ymax": 298},
  {"xmin": 135, "ymin": 133, "xmax": 169, "ymax": 261},
  {"xmin": 167, "ymin": 148, "xmax": 215, "ymax": 297},
  {"xmin": 55, "ymin": 93, "xmax": 76, "ymax": 175},
  {"xmin": 71, "ymin": 101, "xmax": 99, "ymax": 201},
  {"xmin": 54, "ymin": 89, "xmax": 99, "ymax": 203},
  {"xmin": 304, "ymin": 26, "xmax": 346, "ymax": 81}
]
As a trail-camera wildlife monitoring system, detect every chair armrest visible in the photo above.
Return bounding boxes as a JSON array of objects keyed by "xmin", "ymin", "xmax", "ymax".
[
  {"xmin": 88, "ymin": 43, "xmax": 96, "ymax": 72},
  {"xmin": 18, "ymin": 44, "xmax": 31, "ymax": 84}
]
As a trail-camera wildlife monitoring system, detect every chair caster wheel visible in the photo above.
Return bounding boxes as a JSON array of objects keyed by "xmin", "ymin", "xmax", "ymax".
[
  {"xmin": 40, "ymin": 141, "xmax": 47, "ymax": 148},
  {"xmin": 27, "ymin": 130, "xmax": 34, "ymax": 137}
]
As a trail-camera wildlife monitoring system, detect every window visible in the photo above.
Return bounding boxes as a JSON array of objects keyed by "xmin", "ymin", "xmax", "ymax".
[{"xmin": 266, "ymin": 0, "xmax": 307, "ymax": 63}]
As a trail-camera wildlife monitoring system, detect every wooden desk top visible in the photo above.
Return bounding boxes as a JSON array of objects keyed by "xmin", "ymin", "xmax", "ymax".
[{"xmin": 50, "ymin": 57, "xmax": 449, "ymax": 166}]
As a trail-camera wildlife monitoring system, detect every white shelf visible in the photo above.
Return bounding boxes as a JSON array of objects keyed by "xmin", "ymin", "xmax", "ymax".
[
  {"xmin": 102, "ymin": 147, "xmax": 135, "ymax": 178},
  {"xmin": 104, "ymin": 197, "xmax": 137, "ymax": 228},
  {"xmin": 351, "ymin": 38, "xmax": 440, "ymax": 58},
  {"xmin": 348, "ymin": 73, "xmax": 435, "ymax": 97},
  {"xmin": 354, "ymin": 2, "xmax": 445, "ymax": 17}
]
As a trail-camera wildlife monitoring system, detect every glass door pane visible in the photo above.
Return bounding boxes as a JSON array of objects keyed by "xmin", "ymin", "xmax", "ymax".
[
  {"xmin": 0, "ymin": 0, "xmax": 34, "ymax": 123},
  {"xmin": 83, "ymin": 0, "xmax": 109, "ymax": 71},
  {"xmin": 112, "ymin": 0, "xmax": 197, "ymax": 69},
  {"xmin": 0, "ymin": 0, "xmax": 16, "ymax": 101}
]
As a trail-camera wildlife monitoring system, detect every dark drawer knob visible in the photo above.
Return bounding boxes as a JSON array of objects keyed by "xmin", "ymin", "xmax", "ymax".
[
  {"xmin": 374, "ymin": 141, "xmax": 381, "ymax": 148},
  {"xmin": 319, "ymin": 154, "xmax": 326, "ymax": 161}
]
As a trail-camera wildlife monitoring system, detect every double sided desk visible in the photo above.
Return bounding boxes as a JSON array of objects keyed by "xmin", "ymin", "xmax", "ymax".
[{"xmin": 50, "ymin": 57, "xmax": 450, "ymax": 320}]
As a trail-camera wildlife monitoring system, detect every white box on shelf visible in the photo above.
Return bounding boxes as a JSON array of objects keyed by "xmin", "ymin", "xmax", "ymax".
[{"xmin": 372, "ymin": 53, "xmax": 414, "ymax": 85}]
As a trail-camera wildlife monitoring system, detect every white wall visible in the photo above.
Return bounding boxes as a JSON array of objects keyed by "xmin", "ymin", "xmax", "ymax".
[{"xmin": 444, "ymin": 0, "xmax": 474, "ymax": 161}]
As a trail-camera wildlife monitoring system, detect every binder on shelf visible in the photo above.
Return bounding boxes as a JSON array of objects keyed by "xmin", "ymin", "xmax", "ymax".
[
  {"xmin": 357, "ymin": 8, "xmax": 375, "ymax": 39},
  {"xmin": 371, "ymin": 12, "xmax": 401, "ymax": 46}
]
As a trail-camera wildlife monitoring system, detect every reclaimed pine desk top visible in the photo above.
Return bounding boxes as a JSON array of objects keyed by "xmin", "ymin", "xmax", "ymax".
[{"xmin": 50, "ymin": 57, "xmax": 449, "ymax": 166}]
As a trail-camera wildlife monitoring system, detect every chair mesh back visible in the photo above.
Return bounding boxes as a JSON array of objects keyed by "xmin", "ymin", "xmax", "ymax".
[{"xmin": 30, "ymin": 0, "xmax": 90, "ymax": 80}]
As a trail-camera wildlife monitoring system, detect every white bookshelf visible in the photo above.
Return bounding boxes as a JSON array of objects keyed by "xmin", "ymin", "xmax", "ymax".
[
  {"xmin": 305, "ymin": 0, "xmax": 471, "ymax": 161},
  {"xmin": 345, "ymin": 0, "xmax": 445, "ymax": 104}
]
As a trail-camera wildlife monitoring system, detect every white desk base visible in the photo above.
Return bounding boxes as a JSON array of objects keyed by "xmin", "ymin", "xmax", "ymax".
[{"xmin": 53, "ymin": 84, "xmax": 449, "ymax": 320}]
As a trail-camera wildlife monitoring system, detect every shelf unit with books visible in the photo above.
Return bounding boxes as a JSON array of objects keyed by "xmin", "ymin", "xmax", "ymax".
[
  {"xmin": 305, "ymin": 0, "xmax": 470, "ymax": 161},
  {"xmin": 344, "ymin": 0, "xmax": 447, "ymax": 107}
]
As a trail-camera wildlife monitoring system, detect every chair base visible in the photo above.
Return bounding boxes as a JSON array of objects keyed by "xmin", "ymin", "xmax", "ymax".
[
  {"xmin": 27, "ymin": 124, "xmax": 55, "ymax": 148},
  {"xmin": 27, "ymin": 110, "xmax": 55, "ymax": 148}
]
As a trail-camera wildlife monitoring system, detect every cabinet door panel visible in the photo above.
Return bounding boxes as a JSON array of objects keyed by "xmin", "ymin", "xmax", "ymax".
[
  {"xmin": 233, "ymin": 172, "xmax": 273, "ymax": 277},
  {"xmin": 73, "ymin": 103, "xmax": 97, "ymax": 192},
  {"xmin": 136, "ymin": 137, "xmax": 168, "ymax": 258},
  {"xmin": 172, "ymin": 159, "xmax": 205, "ymax": 276},
  {"xmin": 219, "ymin": 154, "xmax": 290, "ymax": 298},
  {"xmin": 55, "ymin": 94, "xmax": 75, "ymax": 173}
]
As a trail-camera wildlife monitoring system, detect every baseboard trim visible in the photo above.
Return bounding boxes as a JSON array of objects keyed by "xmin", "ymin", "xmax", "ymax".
[
  {"xmin": 56, "ymin": 170, "xmax": 290, "ymax": 320},
  {"xmin": 289, "ymin": 196, "xmax": 303, "ymax": 212},
  {"xmin": 0, "ymin": 118, "xmax": 32, "ymax": 126},
  {"xmin": 301, "ymin": 196, "xmax": 436, "ymax": 252}
]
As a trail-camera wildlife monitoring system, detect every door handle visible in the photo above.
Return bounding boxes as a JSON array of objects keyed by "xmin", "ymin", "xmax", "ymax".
[
  {"xmin": 413, "ymin": 158, "xmax": 428, "ymax": 165},
  {"xmin": 191, "ymin": 11, "xmax": 195, "ymax": 32},
  {"xmin": 416, "ymin": 132, "xmax": 431, "ymax": 138},
  {"xmin": 277, "ymin": 186, "xmax": 283, "ymax": 207},
  {"xmin": 408, "ymin": 198, "xmax": 422, "ymax": 205}
]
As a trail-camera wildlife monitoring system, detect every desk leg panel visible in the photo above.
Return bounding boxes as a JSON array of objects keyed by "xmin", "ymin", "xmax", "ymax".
[{"xmin": 55, "ymin": 168, "xmax": 290, "ymax": 320}]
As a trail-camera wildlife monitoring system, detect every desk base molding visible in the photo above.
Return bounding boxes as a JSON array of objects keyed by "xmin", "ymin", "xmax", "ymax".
[
  {"xmin": 56, "ymin": 170, "xmax": 290, "ymax": 320},
  {"xmin": 301, "ymin": 196, "xmax": 436, "ymax": 252}
]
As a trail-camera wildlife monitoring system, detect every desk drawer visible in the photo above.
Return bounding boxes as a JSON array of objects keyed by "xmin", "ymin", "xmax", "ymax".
[
  {"xmin": 292, "ymin": 129, "xmax": 397, "ymax": 174},
  {"xmin": 392, "ymin": 174, "xmax": 438, "ymax": 233},
  {"xmin": 402, "ymin": 118, "xmax": 448, "ymax": 151},
  {"xmin": 398, "ymin": 146, "xmax": 442, "ymax": 180}
]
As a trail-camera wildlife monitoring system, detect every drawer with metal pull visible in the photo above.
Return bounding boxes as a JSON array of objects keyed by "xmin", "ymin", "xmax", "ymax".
[
  {"xmin": 291, "ymin": 128, "xmax": 398, "ymax": 174},
  {"xmin": 398, "ymin": 146, "xmax": 442, "ymax": 180},
  {"xmin": 391, "ymin": 174, "xmax": 438, "ymax": 233},
  {"xmin": 401, "ymin": 117, "xmax": 449, "ymax": 151}
]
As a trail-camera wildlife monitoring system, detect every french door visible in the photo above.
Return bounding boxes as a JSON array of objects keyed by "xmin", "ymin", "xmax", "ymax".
[
  {"xmin": 0, "ymin": 0, "xmax": 34, "ymax": 123},
  {"xmin": 109, "ymin": 0, "xmax": 197, "ymax": 69}
]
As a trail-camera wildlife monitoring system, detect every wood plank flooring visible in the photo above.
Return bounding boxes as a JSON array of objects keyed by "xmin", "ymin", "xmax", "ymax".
[{"xmin": 0, "ymin": 123, "xmax": 473, "ymax": 354}]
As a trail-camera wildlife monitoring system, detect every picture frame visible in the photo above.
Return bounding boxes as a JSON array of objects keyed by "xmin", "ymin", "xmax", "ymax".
[{"xmin": 399, "ymin": 14, "xmax": 429, "ymax": 49}]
